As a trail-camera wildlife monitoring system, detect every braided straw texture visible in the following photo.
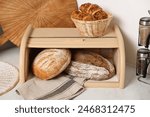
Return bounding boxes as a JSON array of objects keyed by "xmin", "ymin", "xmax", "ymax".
[
  {"xmin": 0, "ymin": 0, "xmax": 77, "ymax": 46},
  {"xmin": 71, "ymin": 12, "xmax": 113, "ymax": 37},
  {"xmin": 0, "ymin": 62, "xmax": 19, "ymax": 96}
]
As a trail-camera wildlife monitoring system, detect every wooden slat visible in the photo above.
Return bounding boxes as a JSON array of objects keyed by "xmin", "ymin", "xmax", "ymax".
[
  {"xmin": 84, "ymin": 75, "xmax": 119, "ymax": 88},
  {"xmin": 84, "ymin": 81, "xmax": 120, "ymax": 88},
  {"xmin": 30, "ymin": 27, "xmax": 116, "ymax": 38},
  {"xmin": 28, "ymin": 37, "xmax": 118, "ymax": 48},
  {"xmin": 20, "ymin": 25, "xmax": 33, "ymax": 83},
  {"xmin": 114, "ymin": 25, "xmax": 126, "ymax": 89}
]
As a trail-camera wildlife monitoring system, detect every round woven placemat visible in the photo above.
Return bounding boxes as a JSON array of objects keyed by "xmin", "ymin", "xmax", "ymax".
[{"xmin": 0, "ymin": 61, "xmax": 19, "ymax": 96}]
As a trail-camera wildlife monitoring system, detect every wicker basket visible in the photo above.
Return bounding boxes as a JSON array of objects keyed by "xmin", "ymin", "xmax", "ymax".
[{"xmin": 71, "ymin": 13, "xmax": 113, "ymax": 37}]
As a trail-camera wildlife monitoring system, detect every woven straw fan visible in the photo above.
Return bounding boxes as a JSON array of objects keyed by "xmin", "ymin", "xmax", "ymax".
[
  {"xmin": 0, "ymin": 62, "xmax": 19, "ymax": 96},
  {"xmin": 0, "ymin": 0, "xmax": 77, "ymax": 46}
]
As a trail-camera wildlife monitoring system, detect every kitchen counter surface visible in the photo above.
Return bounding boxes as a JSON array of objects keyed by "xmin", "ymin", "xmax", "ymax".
[{"xmin": 0, "ymin": 47, "xmax": 150, "ymax": 100}]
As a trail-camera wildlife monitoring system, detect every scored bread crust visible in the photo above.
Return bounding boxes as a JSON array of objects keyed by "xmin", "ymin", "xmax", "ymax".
[
  {"xmin": 72, "ymin": 51, "xmax": 115, "ymax": 78},
  {"xmin": 33, "ymin": 49, "xmax": 71, "ymax": 80},
  {"xmin": 66, "ymin": 61, "xmax": 110, "ymax": 80}
]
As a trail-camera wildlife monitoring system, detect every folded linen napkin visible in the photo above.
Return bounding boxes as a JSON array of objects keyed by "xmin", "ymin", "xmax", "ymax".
[{"xmin": 16, "ymin": 75, "xmax": 86, "ymax": 100}]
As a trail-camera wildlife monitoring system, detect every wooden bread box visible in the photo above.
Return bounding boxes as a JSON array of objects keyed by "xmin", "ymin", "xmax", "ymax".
[{"xmin": 19, "ymin": 24, "xmax": 125, "ymax": 88}]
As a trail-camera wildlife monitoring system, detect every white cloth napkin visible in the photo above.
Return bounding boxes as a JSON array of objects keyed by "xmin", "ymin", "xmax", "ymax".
[{"xmin": 16, "ymin": 75, "xmax": 86, "ymax": 100}]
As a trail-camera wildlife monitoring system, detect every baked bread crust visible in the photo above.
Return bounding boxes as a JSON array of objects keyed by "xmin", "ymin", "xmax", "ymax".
[
  {"xmin": 72, "ymin": 51, "xmax": 115, "ymax": 78},
  {"xmin": 66, "ymin": 61, "xmax": 110, "ymax": 80},
  {"xmin": 85, "ymin": 4, "xmax": 102, "ymax": 15},
  {"xmin": 93, "ymin": 10, "xmax": 108, "ymax": 20},
  {"xmin": 71, "ymin": 3, "xmax": 108, "ymax": 21},
  {"xmin": 71, "ymin": 10, "xmax": 94, "ymax": 21},
  {"xmin": 33, "ymin": 49, "xmax": 71, "ymax": 80},
  {"xmin": 79, "ymin": 3, "xmax": 92, "ymax": 13}
]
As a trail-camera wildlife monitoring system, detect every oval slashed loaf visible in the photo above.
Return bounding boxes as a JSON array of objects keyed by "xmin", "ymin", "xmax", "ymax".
[
  {"xmin": 72, "ymin": 51, "xmax": 115, "ymax": 78},
  {"xmin": 33, "ymin": 49, "xmax": 71, "ymax": 80},
  {"xmin": 65, "ymin": 51, "xmax": 115, "ymax": 80},
  {"xmin": 66, "ymin": 61, "xmax": 110, "ymax": 80}
]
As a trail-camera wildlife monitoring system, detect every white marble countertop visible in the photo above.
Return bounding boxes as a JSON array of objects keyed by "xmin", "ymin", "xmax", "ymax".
[{"xmin": 0, "ymin": 47, "xmax": 150, "ymax": 100}]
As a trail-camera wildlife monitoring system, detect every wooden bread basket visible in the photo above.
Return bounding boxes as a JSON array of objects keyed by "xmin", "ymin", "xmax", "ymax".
[{"xmin": 19, "ymin": 24, "xmax": 125, "ymax": 88}]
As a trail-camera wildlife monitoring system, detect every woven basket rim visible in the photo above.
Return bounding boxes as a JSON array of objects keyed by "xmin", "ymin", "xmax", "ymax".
[{"xmin": 71, "ymin": 12, "xmax": 113, "ymax": 23}]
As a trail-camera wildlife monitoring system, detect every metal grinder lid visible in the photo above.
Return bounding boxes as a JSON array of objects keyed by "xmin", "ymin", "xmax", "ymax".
[{"xmin": 140, "ymin": 17, "xmax": 150, "ymax": 26}]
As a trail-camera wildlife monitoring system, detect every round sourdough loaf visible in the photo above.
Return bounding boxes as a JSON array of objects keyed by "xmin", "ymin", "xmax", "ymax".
[
  {"xmin": 72, "ymin": 51, "xmax": 115, "ymax": 79},
  {"xmin": 33, "ymin": 49, "xmax": 71, "ymax": 80}
]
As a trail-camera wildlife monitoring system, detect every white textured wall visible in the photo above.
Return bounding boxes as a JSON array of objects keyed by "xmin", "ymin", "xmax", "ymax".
[{"xmin": 77, "ymin": 0, "xmax": 150, "ymax": 66}]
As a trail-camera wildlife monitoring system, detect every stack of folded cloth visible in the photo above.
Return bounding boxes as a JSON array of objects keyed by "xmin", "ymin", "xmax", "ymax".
[{"xmin": 16, "ymin": 75, "xmax": 86, "ymax": 100}]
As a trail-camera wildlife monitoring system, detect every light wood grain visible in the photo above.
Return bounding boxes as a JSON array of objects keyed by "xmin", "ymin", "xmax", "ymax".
[
  {"xmin": 0, "ymin": 0, "xmax": 77, "ymax": 46},
  {"xmin": 114, "ymin": 25, "xmax": 126, "ymax": 88},
  {"xmin": 30, "ymin": 27, "xmax": 116, "ymax": 38},
  {"xmin": 84, "ymin": 82, "xmax": 120, "ymax": 88},
  {"xmin": 20, "ymin": 25, "xmax": 33, "ymax": 83},
  {"xmin": 28, "ymin": 25, "xmax": 117, "ymax": 48},
  {"xmin": 28, "ymin": 37, "xmax": 118, "ymax": 48},
  {"xmin": 20, "ymin": 24, "xmax": 125, "ymax": 88}
]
